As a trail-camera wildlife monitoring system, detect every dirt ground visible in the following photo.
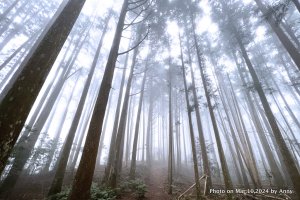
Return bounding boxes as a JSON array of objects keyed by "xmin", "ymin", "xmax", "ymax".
[{"xmin": 144, "ymin": 164, "xmax": 172, "ymax": 200}]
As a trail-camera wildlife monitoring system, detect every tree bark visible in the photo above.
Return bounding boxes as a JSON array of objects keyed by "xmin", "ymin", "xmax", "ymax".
[
  {"xmin": 107, "ymin": 28, "xmax": 142, "ymax": 188},
  {"xmin": 191, "ymin": 13, "xmax": 233, "ymax": 198},
  {"xmin": 292, "ymin": 0, "xmax": 300, "ymax": 14},
  {"xmin": 102, "ymin": 49, "xmax": 129, "ymax": 183},
  {"xmin": 47, "ymin": 14, "xmax": 110, "ymax": 196},
  {"xmin": 179, "ymin": 36, "xmax": 202, "ymax": 199},
  {"xmin": 186, "ymin": 34, "xmax": 212, "ymax": 192},
  {"xmin": 254, "ymin": 0, "xmax": 300, "ymax": 71},
  {"xmin": 129, "ymin": 61, "xmax": 148, "ymax": 179},
  {"xmin": 0, "ymin": 0, "xmax": 86, "ymax": 174},
  {"xmin": 233, "ymin": 25, "xmax": 300, "ymax": 196},
  {"xmin": 167, "ymin": 51, "xmax": 173, "ymax": 195}
]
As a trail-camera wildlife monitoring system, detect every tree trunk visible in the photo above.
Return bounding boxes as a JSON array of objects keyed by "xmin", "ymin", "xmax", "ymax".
[
  {"xmin": 68, "ymin": 0, "xmax": 129, "ymax": 197},
  {"xmin": 146, "ymin": 91, "xmax": 153, "ymax": 166},
  {"xmin": 191, "ymin": 13, "xmax": 233, "ymax": 198},
  {"xmin": 216, "ymin": 107, "xmax": 247, "ymax": 187},
  {"xmin": 254, "ymin": 0, "xmax": 300, "ymax": 71},
  {"xmin": 129, "ymin": 62, "xmax": 148, "ymax": 179},
  {"xmin": 186, "ymin": 35, "xmax": 212, "ymax": 192},
  {"xmin": 43, "ymin": 75, "xmax": 80, "ymax": 173},
  {"xmin": 0, "ymin": 0, "xmax": 86, "ymax": 174},
  {"xmin": 102, "ymin": 50, "xmax": 129, "ymax": 183},
  {"xmin": 0, "ymin": 33, "xmax": 87, "ymax": 194},
  {"xmin": 232, "ymin": 50, "xmax": 288, "ymax": 186},
  {"xmin": 179, "ymin": 36, "xmax": 202, "ymax": 199},
  {"xmin": 167, "ymin": 53, "xmax": 173, "ymax": 195},
  {"xmin": 97, "ymin": 89, "xmax": 114, "ymax": 167},
  {"xmin": 0, "ymin": 0, "xmax": 21, "ymax": 22},
  {"xmin": 107, "ymin": 28, "xmax": 142, "ymax": 188},
  {"xmin": 292, "ymin": 0, "xmax": 300, "ymax": 14},
  {"xmin": 233, "ymin": 25, "xmax": 300, "ymax": 196},
  {"xmin": 47, "ymin": 14, "xmax": 110, "ymax": 196}
]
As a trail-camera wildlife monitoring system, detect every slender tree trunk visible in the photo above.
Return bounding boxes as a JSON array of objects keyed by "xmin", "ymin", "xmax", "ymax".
[
  {"xmin": 0, "ymin": 0, "xmax": 21, "ymax": 21},
  {"xmin": 254, "ymin": 0, "xmax": 300, "ymax": 71},
  {"xmin": 125, "ymin": 97, "xmax": 135, "ymax": 168},
  {"xmin": 68, "ymin": 0, "xmax": 129, "ymax": 197},
  {"xmin": 142, "ymin": 103, "xmax": 146, "ymax": 162},
  {"xmin": 47, "ymin": 14, "xmax": 110, "ymax": 196},
  {"xmin": 281, "ymin": 22, "xmax": 300, "ymax": 50},
  {"xmin": 0, "ymin": 35, "xmax": 86, "ymax": 194},
  {"xmin": 97, "ymin": 89, "xmax": 114, "ymax": 166},
  {"xmin": 107, "ymin": 28, "xmax": 142, "ymax": 188},
  {"xmin": 227, "ymin": 78, "xmax": 261, "ymax": 187},
  {"xmin": 214, "ymin": 69, "xmax": 262, "ymax": 187},
  {"xmin": 233, "ymin": 25, "xmax": 300, "ymax": 196},
  {"xmin": 146, "ymin": 92, "xmax": 153, "ymax": 166},
  {"xmin": 129, "ymin": 62, "xmax": 148, "ymax": 179},
  {"xmin": 179, "ymin": 37, "xmax": 202, "ymax": 199},
  {"xmin": 269, "ymin": 72, "xmax": 300, "ymax": 130},
  {"xmin": 43, "ymin": 75, "xmax": 80, "ymax": 173},
  {"xmin": 216, "ymin": 107, "xmax": 247, "ymax": 187},
  {"xmin": 292, "ymin": 0, "xmax": 300, "ymax": 14},
  {"xmin": 102, "ymin": 50, "xmax": 129, "ymax": 183},
  {"xmin": 167, "ymin": 53, "xmax": 173, "ymax": 195},
  {"xmin": 186, "ymin": 37, "xmax": 212, "ymax": 192},
  {"xmin": 191, "ymin": 13, "xmax": 233, "ymax": 197},
  {"xmin": 0, "ymin": 32, "xmax": 36, "ymax": 71},
  {"xmin": 232, "ymin": 51, "xmax": 288, "ymax": 186}
]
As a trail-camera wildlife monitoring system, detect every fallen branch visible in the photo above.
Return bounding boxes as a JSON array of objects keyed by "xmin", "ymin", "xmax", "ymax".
[
  {"xmin": 203, "ymin": 175, "xmax": 208, "ymax": 196},
  {"xmin": 177, "ymin": 175, "xmax": 207, "ymax": 200}
]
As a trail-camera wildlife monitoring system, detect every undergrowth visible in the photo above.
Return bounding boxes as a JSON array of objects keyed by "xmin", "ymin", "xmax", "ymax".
[
  {"xmin": 120, "ymin": 179, "xmax": 147, "ymax": 198},
  {"xmin": 48, "ymin": 180, "xmax": 147, "ymax": 200},
  {"xmin": 48, "ymin": 183, "xmax": 117, "ymax": 200}
]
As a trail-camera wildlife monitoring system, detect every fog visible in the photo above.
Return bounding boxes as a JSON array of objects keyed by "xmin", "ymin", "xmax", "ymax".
[{"xmin": 0, "ymin": 0, "xmax": 300, "ymax": 199}]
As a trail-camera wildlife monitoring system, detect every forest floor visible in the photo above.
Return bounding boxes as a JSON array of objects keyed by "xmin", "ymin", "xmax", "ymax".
[
  {"xmin": 143, "ymin": 163, "xmax": 172, "ymax": 200},
  {"xmin": 120, "ymin": 162, "xmax": 172, "ymax": 200},
  {"xmin": 2, "ymin": 163, "xmax": 296, "ymax": 200}
]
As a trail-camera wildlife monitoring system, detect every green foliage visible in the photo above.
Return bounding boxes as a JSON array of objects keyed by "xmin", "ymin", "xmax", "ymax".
[
  {"xmin": 47, "ymin": 183, "xmax": 117, "ymax": 200},
  {"xmin": 121, "ymin": 179, "xmax": 147, "ymax": 198},
  {"xmin": 47, "ymin": 188, "xmax": 70, "ymax": 200},
  {"xmin": 90, "ymin": 183, "xmax": 117, "ymax": 200}
]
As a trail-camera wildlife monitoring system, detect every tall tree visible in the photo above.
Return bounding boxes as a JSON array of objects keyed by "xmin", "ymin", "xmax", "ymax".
[
  {"xmin": 179, "ymin": 34, "xmax": 202, "ymax": 199},
  {"xmin": 68, "ymin": 0, "xmax": 130, "ymax": 199},
  {"xmin": 230, "ymin": 13, "xmax": 300, "ymax": 196},
  {"xmin": 186, "ymin": 31, "xmax": 212, "ymax": 193},
  {"xmin": 254, "ymin": 0, "xmax": 300, "ymax": 71},
  {"xmin": 107, "ymin": 26, "xmax": 143, "ymax": 187},
  {"xmin": 0, "ymin": 0, "xmax": 86, "ymax": 174},
  {"xmin": 191, "ymin": 13, "xmax": 233, "ymax": 199},
  {"xmin": 47, "ymin": 13, "xmax": 111, "ymax": 196},
  {"xmin": 129, "ymin": 59, "xmax": 148, "ymax": 179},
  {"xmin": 167, "ymin": 47, "xmax": 173, "ymax": 195}
]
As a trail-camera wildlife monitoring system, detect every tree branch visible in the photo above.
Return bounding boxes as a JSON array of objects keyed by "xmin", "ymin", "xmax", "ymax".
[
  {"xmin": 118, "ymin": 26, "xmax": 149, "ymax": 55},
  {"xmin": 130, "ymin": 89, "xmax": 143, "ymax": 96},
  {"xmin": 124, "ymin": 0, "xmax": 153, "ymax": 30},
  {"xmin": 65, "ymin": 68, "xmax": 82, "ymax": 80},
  {"xmin": 127, "ymin": 0, "xmax": 148, "ymax": 11},
  {"xmin": 124, "ymin": 11, "xmax": 152, "ymax": 27},
  {"xmin": 128, "ymin": 0, "xmax": 147, "ymax": 5}
]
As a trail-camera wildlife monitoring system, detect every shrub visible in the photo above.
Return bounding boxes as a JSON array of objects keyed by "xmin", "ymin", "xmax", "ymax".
[
  {"xmin": 90, "ymin": 183, "xmax": 117, "ymax": 200},
  {"xmin": 121, "ymin": 179, "xmax": 147, "ymax": 198},
  {"xmin": 47, "ymin": 183, "xmax": 117, "ymax": 200}
]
